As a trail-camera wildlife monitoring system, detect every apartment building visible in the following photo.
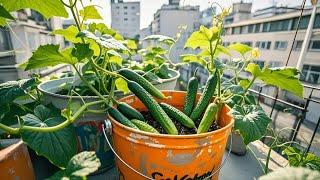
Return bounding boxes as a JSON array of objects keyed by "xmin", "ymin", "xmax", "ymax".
[
  {"xmin": 111, "ymin": 0, "xmax": 140, "ymax": 39},
  {"xmin": 0, "ymin": 9, "xmax": 68, "ymax": 83}
]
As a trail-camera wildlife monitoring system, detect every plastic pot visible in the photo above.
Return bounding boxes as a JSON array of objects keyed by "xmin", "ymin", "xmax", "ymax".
[
  {"xmin": 0, "ymin": 139, "xmax": 35, "ymax": 180},
  {"xmin": 105, "ymin": 91, "xmax": 234, "ymax": 179}
]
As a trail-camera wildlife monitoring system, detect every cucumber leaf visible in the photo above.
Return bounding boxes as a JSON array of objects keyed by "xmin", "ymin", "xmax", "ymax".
[
  {"xmin": 231, "ymin": 104, "xmax": 271, "ymax": 145},
  {"xmin": 143, "ymin": 35, "xmax": 175, "ymax": 46},
  {"xmin": 25, "ymin": 45, "xmax": 78, "ymax": 70},
  {"xmin": 52, "ymin": 25, "xmax": 81, "ymax": 43},
  {"xmin": 228, "ymin": 43, "xmax": 252, "ymax": 56},
  {"xmin": 21, "ymin": 105, "xmax": 77, "ymax": 168},
  {"xmin": 0, "ymin": 78, "xmax": 36, "ymax": 104},
  {"xmin": 49, "ymin": 151, "xmax": 101, "ymax": 180},
  {"xmin": 71, "ymin": 43, "xmax": 93, "ymax": 61},
  {"xmin": 185, "ymin": 25, "xmax": 219, "ymax": 49},
  {"xmin": 0, "ymin": 4, "xmax": 14, "ymax": 26},
  {"xmin": 79, "ymin": 5, "xmax": 102, "ymax": 21},
  {"xmin": 0, "ymin": 0, "xmax": 68, "ymax": 19},
  {"xmin": 115, "ymin": 78, "xmax": 130, "ymax": 94},
  {"xmin": 180, "ymin": 54, "xmax": 207, "ymax": 67}
]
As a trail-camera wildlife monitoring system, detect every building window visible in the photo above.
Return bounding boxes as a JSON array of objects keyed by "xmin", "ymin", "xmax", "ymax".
[
  {"xmin": 241, "ymin": 41, "xmax": 252, "ymax": 46},
  {"xmin": 274, "ymin": 41, "xmax": 288, "ymax": 50},
  {"xmin": 131, "ymin": 6, "xmax": 135, "ymax": 9},
  {"xmin": 254, "ymin": 23, "xmax": 261, "ymax": 33},
  {"xmin": 232, "ymin": 27, "xmax": 240, "ymax": 34},
  {"xmin": 269, "ymin": 61, "xmax": 282, "ymax": 67},
  {"xmin": 0, "ymin": 29, "xmax": 12, "ymax": 51},
  {"xmin": 309, "ymin": 40, "xmax": 320, "ymax": 51},
  {"xmin": 270, "ymin": 19, "xmax": 290, "ymax": 32},
  {"xmin": 255, "ymin": 60, "xmax": 265, "ymax": 68},
  {"xmin": 293, "ymin": 40, "xmax": 303, "ymax": 50},
  {"xmin": 262, "ymin": 22, "xmax": 270, "ymax": 32},
  {"xmin": 124, "ymin": 18, "xmax": 128, "ymax": 21},
  {"xmin": 256, "ymin": 41, "xmax": 271, "ymax": 49},
  {"xmin": 301, "ymin": 65, "xmax": 320, "ymax": 84},
  {"xmin": 115, "ymin": 6, "xmax": 119, "ymax": 9},
  {"xmin": 124, "ymin": 6, "xmax": 128, "ymax": 9},
  {"xmin": 248, "ymin": 24, "xmax": 254, "ymax": 33},
  {"xmin": 314, "ymin": 14, "xmax": 320, "ymax": 28},
  {"xmin": 291, "ymin": 16, "xmax": 310, "ymax": 30},
  {"xmin": 124, "ymin": 12, "xmax": 128, "ymax": 15}
]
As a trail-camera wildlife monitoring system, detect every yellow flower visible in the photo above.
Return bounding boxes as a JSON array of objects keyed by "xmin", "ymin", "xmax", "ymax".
[
  {"xmin": 251, "ymin": 48, "xmax": 260, "ymax": 58},
  {"xmin": 220, "ymin": 7, "xmax": 231, "ymax": 18}
]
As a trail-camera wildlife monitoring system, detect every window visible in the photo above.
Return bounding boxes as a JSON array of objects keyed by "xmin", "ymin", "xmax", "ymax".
[
  {"xmin": 314, "ymin": 14, "xmax": 320, "ymax": 28},
  {"xmin": 131, "ymin": 6, "xmax": 135, "ymax": 9},
  {"xmin": 291, "ymin": 16, "xmax": 310, "ymax": 30},
  {"xmin": 115, "ymin": 6, "xmax": 119, "ymax": 9},
  {"xmin": 222, "ymin": 42, "xmax": 230, "ymax": 46},
  {"xmin": 309, "ymin": 40, "xmax": 320, "ymax": 50},
  {"xmin": 232, "ymin": 27, "xmax": 240, "ymax": 34},
  {"xmin": 124, "ymin": 18, "xmax": 128, "ymax": 21},
  {"xmin": 255, "ymin": 60, "xmax": 265, "ymax": 68},
  {"xmin": 274, "ymin": 41, "xmax": 288, "ymax": 50},
  {"xmin": 254, "ymin": 23, "xmax": 261, "ymax": 33},
  {"xmin": 256, "ymin": 41, "xmax": 271, "ymax": 49},
  {"xmin": 124, "ymin": 6, "xmax": 128, "ymax": 9},
  {"xmin": 0, "ymin": 28, "xmax": 12, "ymax": 51},
  {"xmin": 269, "ymin": 61, "xmax": 282, "ymax": 67},
  {"xmin": 124, "ymin": 12, "xmax": 128, "ymax": 15},
  {"xmin": 293, "ymin": 40, "xmax": 303, "ymax": 50},
  {"xmin": 248, "ymin": 24, "xmax": 254, "ymax": 33},
  {"xmin": 269, "ymin": 19, "xmax": 290, "ymax": 32},
  {"xmin": 241, "ymin": 41, "xmax": 252, "ymax": 46},
  {"xmin": 301, "ymin": 65, "xmax": 320, "ymax": 84},
  {"xmin": 262, "ymin": 22, "xmax": 270, "ymax": 32}
]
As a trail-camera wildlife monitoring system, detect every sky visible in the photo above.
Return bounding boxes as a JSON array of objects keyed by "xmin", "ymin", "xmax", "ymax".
[{"xmin": 84, "ymin": 0, "xmax": 309, "ymax": 29}]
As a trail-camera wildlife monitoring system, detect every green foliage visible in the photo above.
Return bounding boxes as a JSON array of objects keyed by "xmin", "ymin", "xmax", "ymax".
[
  {"xmin": 0, "ymin": 78, "xmax": 36, "ymax": 104},
  {"xmin": 143, "ymin": 35, "xmax": 175, "ymax": 46},
  {"xmin": 21, "ymin": 105, "xmax": 77, "ymax": 168},
  {"xmin": 49, "ymin": 151, "xmax": 101, "ymax": 180},
  {"xmin": 0, "ymin": 4, "xmax": 14, "ymax": 26},
  {"xmin": 0, "ymin": 0, "xmax": 68, "ymax": 19},
  {"xmin": 52, "ymin": 25, "xmax": 81, "ymax": 43},
  {"xmin": 25, "ymin": 45, "xmax": 77, "ymax": 70},
  {"xmin": 228, "ymin": 43, "xmax": 253, "ymax": 56},
  {"xmin": 71, "ymin": 43, "xmax": 94, "ymax": 61},
  {"xmin": 283, "ymin": 147, "xmax": 320, "ymax": 171},
  {"xmin": 79, "ymin": 5, "xmax": 102, "ymax": 21},
  {"xmin": 185, "ymin": 25, "xmax": 220, "ymax": 49},
  {"xmin": 115, "ymin": 78, "xmax": 130, "ymax": 94},
  {"xmin": 180, "ymin": 54, "xmax": 207, "ymax": 67},
  {"xmin": 231, "ymin": 104, "xmax": 271, "ymax": 145}
]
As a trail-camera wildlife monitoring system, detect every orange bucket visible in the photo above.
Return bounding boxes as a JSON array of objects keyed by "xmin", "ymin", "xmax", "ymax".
[{"xmin": 104, "ymin": 91, "xmax": 234, "ymax": 179}]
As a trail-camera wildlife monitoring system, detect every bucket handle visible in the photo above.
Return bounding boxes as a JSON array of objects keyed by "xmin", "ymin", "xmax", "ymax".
[{"xmin": 102, "ymin": 119, "xmax": 233, "ymax": 180}]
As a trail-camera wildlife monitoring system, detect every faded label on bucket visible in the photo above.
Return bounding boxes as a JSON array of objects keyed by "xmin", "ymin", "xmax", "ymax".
[{"xmin": 150, "ymin": 167, "xmax": 215, "ymax": 180}]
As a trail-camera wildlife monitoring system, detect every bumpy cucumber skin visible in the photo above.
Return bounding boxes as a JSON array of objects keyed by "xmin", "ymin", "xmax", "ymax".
[
  {"xmin": 118, "ymin": 68, "xmax": 166, "ymax": 99},
  {"xmin": 108, "ymin": 107, "xmax": 139, "ymax": 129},
  {"xmin": 183, "ymin": 77, "xmax": 199, "ymax": 116},
  {"xmin": 190, "ymin": 72, "xmax": 218, "ymax": 121},
  {"xmin": 117, "ymin": 102, "xmax": 145, "ymax": 121},
  {"xmin": 127, "ymin": 80, "xmax": 178, "ymax": 135},
  {"xmin": 197, "ymin": 103, "xmax": 219, "ymax": 134},
  {"xmin": 131, "ymin": 119, "xmax": 160, "ymax": 134},
  {"xmin": 160, "ymin": 102, "xmax": 196, "ymax": 129}
]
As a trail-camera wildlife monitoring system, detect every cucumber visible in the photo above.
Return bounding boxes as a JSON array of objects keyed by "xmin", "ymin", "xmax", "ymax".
[
  {"xmin": 159, "ymin": 102, "xmax": 196, "ymax": 129},
  {"xmin": 118, "ymin": 68, "xmax": 166, "ymax": 99},
  {"xmin": 117, "ymin": 102, "xmax": 145, "ymax": 121},
  {"xmin": 108, "ymin": 107, "xmax": 139, "ymax": 129},
  {"xmin": 127, "ymin": 80, "xmax": 178, "ymax": 135},
  {"xmin": 190, "ymin": 72, "xmax": 218, "ymax": 121},
  {"xmin": 197, "ymin": 103, "xmax": 219, "ymax": 134},
  {"xmin": 131, "ymin": 119, "xmax": 160, "ymax": 134},
  {"xmin": 183, "ymin": 76, "xmax": 198, "ymax": 116}
]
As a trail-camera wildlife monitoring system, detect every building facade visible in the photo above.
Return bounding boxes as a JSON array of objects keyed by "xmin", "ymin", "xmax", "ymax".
[
  {"xmin": 0, "ymin": 9, "xmax": 68, "ymax": 83},
  {"xmin": 111, "ymin": 0, "xmax": 140, "ymax": 39}
]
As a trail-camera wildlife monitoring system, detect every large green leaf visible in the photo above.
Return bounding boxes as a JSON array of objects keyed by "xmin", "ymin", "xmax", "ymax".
[
  {"xmin": 283, "ymin": 147, "xmax": 320, "ymax": 171},
  {"xmin": 143, "ymin": 35, "xmax": 175, "ymax": 46},
  {"xmin": 0, "ymin": 0, "xmax": 68, "ymax": 19},
  {"xmin": 52, "ymin": 25, "xmax": 81, "ymax": 43},
  {"xmin": 71, "ymin": 43, "xmax": 93, "ymax": 61},
  {"xmin": 25, "ymin": 45, "xmax": 77, "ymax": 70},
  {"xmin": 115, "ymin": 78, "xmax": 129, "ymax": 94},
  {"xmin": 79, "ymin": 5, "xmax": 102, "ymax": 21},
  {"xmin": 88, "ymin": 23, "xmax": 123, "ymax": 40},
  {"xmin": 245, "ymin": 63, "xmax": 262, "ymax": 77},
  {"xmin": 0, "ymin": 4, "xmax": 14, "ymax": 19},
  {"xmin": 0, "ymin": 78, "xmax": 36, "ymax": 104},
  {"xmin": 228, "ymin": 43, "xmax": 252, "ymax": 56},
  {"xmin": 77, "ymin": 30, "xmax": 129, "ymax": 51},
  {"xmin": 231, "ymin": 104, "xmax": 271, "ymax": 145},
  {"xmin": 21, "ymin": 105, "xmax": 77, "ymax": 168},
  {"xmin": 180, "ymin": 54, "xmax": 207, "ymax": 67},
  {"xmin": 49, "ymin": 151, "xmax": 101, "ymax": 180},
  {"xmin": 259, "ymin": 167, "xmax": 320, "ymax": 180},
  {"xmin": 185, "ymin": 25, "xmax": 219, "ymax": 49}
]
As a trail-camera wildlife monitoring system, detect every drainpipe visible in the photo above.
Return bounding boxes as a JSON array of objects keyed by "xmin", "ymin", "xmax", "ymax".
[{"xmin": 296, "ymin": 0, "xmax": 318, "ymax": 71}]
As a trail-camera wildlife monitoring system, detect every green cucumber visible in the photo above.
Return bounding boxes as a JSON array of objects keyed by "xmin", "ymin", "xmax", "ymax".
[
  {"xmin": 118, "ymin": 68, "xmax": 166, "ymax": 99},
  {"xmin": 108, "ymin": 107, "xmax": 138, "ymax": 129},
  {"xmin": 183, "ymin": 76, "xmax": 198, "ymax": 116},
  {"xmin": 127, "ymin": 80, "xmax": 178, "ymax": 135},
  {"xmin": 197, "ymin": 103, "xmax": 219, "ymax": 134},
  {"xmin": 159, "ymin": 102, "xmax": 196, "ymax": 129},
  {"xmin": 190, "ymin": 72, "xmax": 218, "ymax": 121},
  {"xmin": 131, "ymin": 119, "xmax": 160, "ymax": 134},
  {"xmin": 117, "ymin": 102, "xmax": 145, "ymax": 121}
]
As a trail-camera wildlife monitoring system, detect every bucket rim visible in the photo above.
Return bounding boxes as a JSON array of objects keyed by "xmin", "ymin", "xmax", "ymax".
[{"xmin": 110, "ymin": 90, "xmax": 234, "ymax": 139}]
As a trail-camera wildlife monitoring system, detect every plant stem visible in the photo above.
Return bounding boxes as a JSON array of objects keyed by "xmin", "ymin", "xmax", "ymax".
[
  {"xmin": 265, "ymin": 144, "xmax": 273, "ymax": 174},
  {"xmin": 0, "ymin": 123, "xmax": 19, "ymax": 134},
  {"xmin": 72, "ymin": 64, "xmax": 108, "ymax": 103},
  {"xmin": 244, "ymin": 77, "xmax": 256, "ymax": 94}
]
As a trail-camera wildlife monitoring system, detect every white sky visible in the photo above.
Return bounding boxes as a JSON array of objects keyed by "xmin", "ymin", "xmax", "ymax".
[{"xmin": 83, "ymin": 0, "xmax": 310, "ymax": 29}]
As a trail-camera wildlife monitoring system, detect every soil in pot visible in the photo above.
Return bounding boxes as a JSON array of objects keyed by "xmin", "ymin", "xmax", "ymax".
[{"xmin": 141, "ymin": 110, "xmax": 221, "ymax": 135}]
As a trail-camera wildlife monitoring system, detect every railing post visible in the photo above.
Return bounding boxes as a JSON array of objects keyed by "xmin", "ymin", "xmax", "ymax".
[{"xmin": 306, "ymin": 116, "xmax": 320, "ymax": 153}]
